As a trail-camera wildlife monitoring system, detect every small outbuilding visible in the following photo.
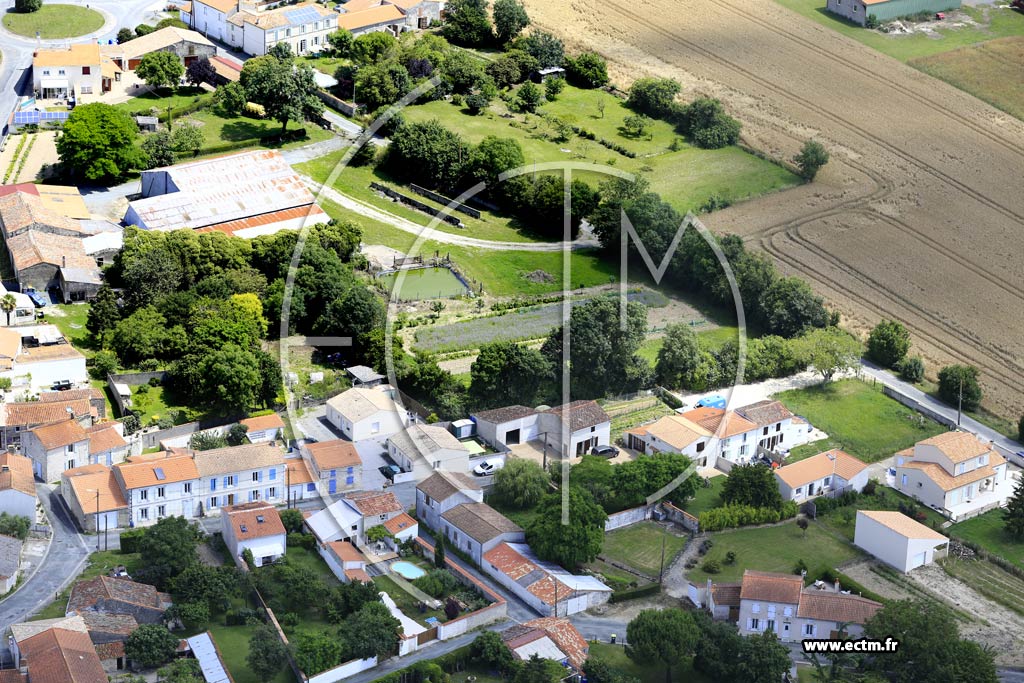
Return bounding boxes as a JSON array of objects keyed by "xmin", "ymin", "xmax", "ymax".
[
  {"xmin": 824, "ymin": 0, "xmax": 961, "ymax": 27},
  {"xmin": 853, "ymin": 510, "xmax": 949, "ymax": 573}
]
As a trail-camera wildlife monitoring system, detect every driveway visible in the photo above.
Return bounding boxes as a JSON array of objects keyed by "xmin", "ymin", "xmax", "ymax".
[{"xmin": 0, "ymin": 485, "xmax": 89, "ymax": 638}]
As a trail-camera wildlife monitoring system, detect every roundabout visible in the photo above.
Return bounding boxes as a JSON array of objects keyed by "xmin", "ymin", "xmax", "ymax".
[{"xmin": 2, "ymin": 4, "xmax": 105, "ymax": 39}]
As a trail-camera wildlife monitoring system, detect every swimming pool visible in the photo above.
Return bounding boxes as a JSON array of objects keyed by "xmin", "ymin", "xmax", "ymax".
[{"xmin": 392, "ymin": 561, "xmax": 427, "ymax": 580}]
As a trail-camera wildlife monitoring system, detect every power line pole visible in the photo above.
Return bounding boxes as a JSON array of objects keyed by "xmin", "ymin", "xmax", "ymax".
[{"xmin": 957, "ymin": 375, "xmax": 963, "ymax": 427}]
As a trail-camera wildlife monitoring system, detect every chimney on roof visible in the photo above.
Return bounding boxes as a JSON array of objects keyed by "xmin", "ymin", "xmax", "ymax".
[
  {"xmin": 834, "ymin": 579, "xmax": 840, "ymax": 593},
  {"xmin": 62, "ymin": 255, "xmax": 66, "ymax": 268}
]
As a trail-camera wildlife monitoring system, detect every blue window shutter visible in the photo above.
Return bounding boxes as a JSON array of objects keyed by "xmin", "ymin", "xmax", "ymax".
[
  {"xmin": 223, "ymin": 476, "xmax": 229, "ymax": 488},
  {"xmin": 257, "ymin": 471, "xmax": 263, "ymax": 482},
  {"xmin": 307, "ymin": 483, "xmax": 315, "ymax": 492},
  {"xmin": 347, "ymin": 467, "xmax": 353, "ymax": 474},
  {"xmin": 269, "ymin": 468, "xmax": 276, "ymax": 481},
  {"xmin": 346, "ymin": 476, "xmax": 354, "ymax": 485},
  {"xmin": 330, "ymin": 470, "xmax": 336, "ymax": 478},
  {"xmin": 211, "ymin": 478, "xmax": 216, "ymax": 491}
]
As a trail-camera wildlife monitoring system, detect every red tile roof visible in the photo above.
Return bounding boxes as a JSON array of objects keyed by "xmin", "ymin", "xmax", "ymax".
[
  {"xmin": 345, "ymin": 491, "xmax": 402, "ymax": 517},
  {"xmin": 797, "ymin": 591, "xmax": 882, "ymax": 625},
  {"xmin": 0, "ymin": 452, "xmax": 35, "ymax": 497},
  {"xmin": 383, "ymin": 512, "xmax": 417, "ymax": 536},
  {"xmin": 523, "ymin": 617, "xmax": 589, "ymax": 670},
  {"xmin": 67, "ymin": 576, "xmax": 170, "ymax": 615},
  {"xmin": 739, "ymin": 570, "xmax": 803, "ymax": 605},
  {"xmin": 18, "ymin": 627, "xmax": 107, "ymax": 683},
  {"xmin": 30, "ymin": 418, "xmax": 88, "ymax": 450},
  {"xmin": 328, "ymin": 540, "xmax": 365, "ymax": 564},
  {"xmin": 3, "ymin": 399, "xmax": 91, "ymax": 427},
  {"xmin": 224, "ymin": 502, "xmax": 286, "ymax": 541},
  {"xmin": 306, "ymin": 439, "xmax": 361, "ymax": 470},
  {"xmin": 239, "ymin": 413, "xmax": 285, "ymax": 433}
]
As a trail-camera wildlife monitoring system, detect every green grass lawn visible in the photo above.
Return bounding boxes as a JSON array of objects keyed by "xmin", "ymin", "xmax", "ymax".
[
  {"xmin": 372, "ymin": 573, "xmax": 446, "ymax": 626},
  {"xmin": 32, "ymin": 550, "xmax": 143, "ymax": 621},
  {"xmin": 638, "ymin": 325, "xmax": 740, "ymax": 368},
  {"xmin": 298, "ymin": 151, "xmax": 555, "ymax": 243},
  {"xmin": 600, "ymin": 522, "xmax": 688, "ymax": 577},
  {"xmin": 49, "ymin": 304, "xmax": 93, "ymax": 355},
  {"xmin": 487, "ymin": 495, "xmax": 540, "ymax": 530},
  {"xmin": 3, "ymin": 5, "xmax": 104, "ymax": 38},
  {"xmin": 587, "ymin": 642, "xmax": 711, "ymax": 683},
  {"xmin": 775, "ymin": 379, "xmax": 946, "ymax": 463},
  {"xmin": 301, "ymin": 55, "xmax": 350, "ymax": 77},
  {"xmin": 689, "ymin": 520, "xmax": 864, "ymax": 583},
  {"xmin": 113, "ymin": 87, "xmax": 211, "ymax": 116},
  {"xmin": 949, "ymin": 509, "xmax": 1024, "ymax": 565},
  {"xmin": 402, "ymin": 87, "xmax": 799, "ymax": 214},
  {"xmin": 772, "ymin": 1, "xmax": 1024, "ymax": 62},
  {"xmin": 318, "ymin": 196, "xmax": 618, "ymax": 297},
  {"xmin": 208, "ymin": 619, "xmax": 296, "ymax": 683},
  {"xmin": 282, "ymin": 545, "xmax": 341, "ymax": 587},
  {"xmin": 182, "ymin": 108, "xmax": 334, "ymax": 153},
  {"xmin": 129, "ymin": 384, "xmax": 198, "ymax": 427},
  {"xmin": 684, "ymin": 476, "xmax": 727, "ymax": 516}
]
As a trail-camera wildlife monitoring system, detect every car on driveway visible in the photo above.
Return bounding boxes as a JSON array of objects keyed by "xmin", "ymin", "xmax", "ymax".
[
  {"xmin": 591, "ymin": 444, "xmax": 619, "ymax": 458},
  {"xmin": 473, "ymin": 458, "xmax": 504, "ymax": 476},
  {"xmin": 378, "ymin": 464, "xmax": 401, "ymax": 480}
]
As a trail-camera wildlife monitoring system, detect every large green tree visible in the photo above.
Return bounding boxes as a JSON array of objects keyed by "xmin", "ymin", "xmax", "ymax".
[
  {"xmin": 388, "ymin": 119, "xmax": 472, "ymax": 194},
  {"xmin": 627, "ymin": 77, "xmax": 681, "ymax": 119},
  {"xmin": 626, "ymin": 609, "xmax": 700, "ymax": 683},
  {"xmin": 1004, "ymin": 477, "xmax": 1024, "ymax": 538},
  {"xmin": 794, "ymin": 327, "xmax": 861, "ymax": 383},
  {"xmin": 469, "ymin": 341, "xmax": 551, "ymax": 409},
  {"xmin": 247, "ymin": 623, "xmax": 289, "ymax": 681},
  {"xmin": 352, "ymin": 31, "xmax": 397, "ymax": 64},
  {"xmin": 338, "ymin": 601, "xmax": 402, "ymax": 660},
  {"xmin": 135, "ymin": 51, "xmax": 185, "ymax": 89},
  {"xmin": 937, "ymin": 364, "xmax": 982, "ymax": 412},
  {"xmin": 794, "ymin": 140, "xmax": 830, "ymax": 181},
  {"xmin": 86, "ymin": 284, "xmax": 121, "ymax": 339},
  {"xmin": 655, "ymin": 322, "xmax": 701, "ymax": 389},
  {"xmin": 867, "ymin": 319, "xmax": 911, "ymax": 369},
  {"xmin": 542, "ymin": 297, "xmax": 649, "ymax": 400},
  {"xmin": 293, "ymin": 631, "xmax": 344, "ymax": 676},
  {"xmin": 720, "ymin": 464, "xmax": 783, "ymax": 510},
  {"xmin": 137, "ymin": 516, "xmax": 199, "ymax": 589},
  {"xmin": 354, "ymin": 61, "xmax": 411, "ymax": 111},
  {"xmin": 443, "ymin": 0, "xmax": 493, "ymax": 46},
  {"xmin": 492, "ymin": 458, "xmax": 549, "ymax": 509},
  {"xmin": 240, "ymin": 54, "xmax": 323, "ymax": 133},
  {"xmin": 492, "ymin": 0, "xmax": 529, "ymax": 44},
  {"xmin": 125, "ymin": 624, "xmax": 179, "ymax": 668},
  {"xmin": 565, "ymin": 52, "xmax": 608, "ymax": 88},
  {"xmin": 57, "ymin": 103, "xmax": 144, "ymax": 180},
  {"xmin": 525, "ymin": 487, "xmax": 607, "ymax": 569},
  {"xmin": 864, "ymin": 599, "xmax": 996, "ymax": 683},
  {"xmin": 758, "ymin": 277, "xmax": 829, "ymax": 338}
]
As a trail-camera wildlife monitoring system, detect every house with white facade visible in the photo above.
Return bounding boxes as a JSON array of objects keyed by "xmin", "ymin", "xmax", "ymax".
[
  {"xmin": 113, "ymin": 453, "xmax": 200, "ymax": 527},
  {"xmin": 188, "ymin": 0, "xmax": 339, "ymax": 56},
  {"xmin": 415, "ymin": 470, "xmax": 482, "ymax": 532},
  {"xmin": 440, "ymin": 502, "xmax": 525, "ymax": 565},
  {"xmin": 0, "ymin": 452, "xmax": 36, "ymax": 520},
  {"xmin": 303, "ymin": 439, "xmax": 362, "ymax": 495},
  {"xmin": 221, "ymin": 501, "xmax": 286, "ymax": 567},
  {"xmin": 500, "ymin": 618, "xmax": 589, "ymax": 673},
  {"xmin": 239, "ymin": 413, "xmax": 285, "ymax": 444},
  {"xmin": 326, "ymin": 384, "xmax": 409, "ymax": 442},
  {"xmin": 854, "ymin": 510, "xmax": 949, "ymax": 573},
  {"xmin": 32, "ymin": 43, "xmax": 113, "ymax": 101},
  {"xmin": 774, "ymin": 449, "xmax": 870, "ymax": 503},
  {"xmin": 735, "ymin": 400, "xmax": 807, "ymax": 453},
  {"xmin": 85, "ymin": 423, "xmax": 129, "ymax": 468},
  {"xmin": 193, "ymin": 443, "xmax": 287, "ymax": 515},
  {"xmin": 22, "ymin": 418, "xmax": 90, "ymax": 483},
  {"xmin": 482, "ymin": 542, "xmax": 611, "ymax": 617},
  {"xmin": 387, "ymin": 423, "xmax": 470, "ymax": 479},
  {"xmin": 305, "ymin": 490, "xmax": 404, "ymax": 546},
  {"xmin": 735, "ymin": 570, "xmax": 882, "ymax": 642},
  {"xmin": 61, "ymin": 463, "xmax": 129, "ymax": 532},
  {"xmin": 381, "ymin": 511, "xmax": 418, "ymax": 550},
  {"xmin": 472, "ymin": 400, "xmax": 611, "ymax": 460},
  {"xmin": 285, "ymin": 457, "xmax": 318, "ymax": 504},
  {"xmin": 0, "ymin": 395, "xmax": 94, "ymax": 452},
  {"xmin": 625, "ymin": 413, "xmax": 714, "ymax": 464},
  {"xmin": 894, "ymin": 430, "xmax": 1013, "ymax": 521}
]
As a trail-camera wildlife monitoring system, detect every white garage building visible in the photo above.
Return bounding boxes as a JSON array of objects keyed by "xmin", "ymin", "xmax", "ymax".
[{"xmin": 853, "ymin": 510, "xmax": 949, "ymax": 573}]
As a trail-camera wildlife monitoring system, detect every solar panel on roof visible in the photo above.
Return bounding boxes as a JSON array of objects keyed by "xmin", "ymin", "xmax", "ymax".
[
  {"xmin": 286, "ymin": 6, "xmax": 319, "ymax": 24},
  {"xmin": 154, "ymin": 467, "xmax": 166, "ymax": 481}
]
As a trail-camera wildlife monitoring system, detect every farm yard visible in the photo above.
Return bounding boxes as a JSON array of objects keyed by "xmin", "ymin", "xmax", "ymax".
[{"xmin": 518, "ymin": 0, "xmax": 1024, "ymax": 421}]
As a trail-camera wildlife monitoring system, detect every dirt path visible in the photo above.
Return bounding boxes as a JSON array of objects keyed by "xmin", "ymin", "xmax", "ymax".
[
  {"xmin": 522, "ymin": 0, "xmax": 1024, "ymax": 418},
  {"xmin": 911, "ymin": 563, "xmax": 1024, "ymax": 666}
]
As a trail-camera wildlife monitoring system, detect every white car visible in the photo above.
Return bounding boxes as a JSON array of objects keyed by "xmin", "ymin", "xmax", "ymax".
[{"xmin": 473, "ymin": 458, "xmax": 504, "ymax": 476}]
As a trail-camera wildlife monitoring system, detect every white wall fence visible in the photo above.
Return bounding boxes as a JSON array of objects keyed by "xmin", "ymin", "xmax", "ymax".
[
  {"xmin": 604, "ymin": 504, "xmax": 654, "ymax": 531},
  {"xmin": 306, "ymin": 657, "xmax": 378, "ymax": 683}
]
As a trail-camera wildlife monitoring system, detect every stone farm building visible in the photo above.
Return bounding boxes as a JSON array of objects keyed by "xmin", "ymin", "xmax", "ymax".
[{"xmin": 101, "ymin": 26, "xmax": 216, "ymax": 71}]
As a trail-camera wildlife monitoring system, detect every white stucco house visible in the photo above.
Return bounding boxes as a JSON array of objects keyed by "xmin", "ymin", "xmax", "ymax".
[
  {"xmin": 113, "ymin": 454, "xmax": 200, "ymax": 527},
  {"xmin": 326, "ymin": 384, "xmax": 409, "ymax": 442},
  {"xmin": 0, "ymin": 453, "xmax": 36, "ymax": 520},
  {"xmin": 472, "ymin": 400, "xmax": 611, "ymax": 460},
  {"xmin": 854, "ymin": 510, "xmax": 950, "ymax": 573},
  {"xmin": 483, "ymin": 542, "xmax": 611, "ymax": 617},
  {"xmin": 303, "ymin": 439, "xmax": 362, "ymax": 496},
  {"xmin": 386, "ymin": 423, "xmax": 470, "ymax": 479},
  {"xmin": 735, "ymin": 570, "xmax": 882, "ymax": 642},
  {"xmin": 22, "ymin": 419, "xmax": 90, "ymax": 483},
  {"xmin": 415, "ymin": 470, "xmax": 483, "ymax": 532},
  {"xmin": 189, "ymin": 0, "xmax": 339, "ymax": 56},
  {"xmin": 894, "ymin": 431, "xmax": 1013, "ymax": 521},
  {"xmin": 439, "ymin": 502, "xmax": 525, "ymax": 565},
  {"xmin": 60, "ymin": 463, "xmax": 129, "ymax": 532},
  {"xmin": 239, "ymin": 413, "xmax": 285, "ymax": 444},
  {"xmin": 221, "ymin": 501, "xmax": 286, "ymax": 567},
  {"xmin": 305, "ymin": 490, "xmax": 404, "ymax": 546},
  {"xmin": 774, "ymin": 449, "xmax": 870, "ymax": 502}
]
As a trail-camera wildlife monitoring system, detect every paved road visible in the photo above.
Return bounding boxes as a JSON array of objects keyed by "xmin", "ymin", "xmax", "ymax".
[
  {"xmin": 0, "ymin": 485, "xmax": 89, "ymax": 637},
  {"xmin": 859, "ymin": 360, "xmax": 1024, "ymax": 458}
]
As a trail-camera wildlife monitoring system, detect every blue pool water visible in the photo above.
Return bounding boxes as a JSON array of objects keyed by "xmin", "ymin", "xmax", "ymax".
[{"xmin": 392, "ymin": 561, "xmax": 427, "ymax": 580}]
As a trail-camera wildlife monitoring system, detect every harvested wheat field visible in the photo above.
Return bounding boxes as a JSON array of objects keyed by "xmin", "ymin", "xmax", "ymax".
[{"xmin": 522, "ymin": 0, "xmax": 1024, "ymax": 418}]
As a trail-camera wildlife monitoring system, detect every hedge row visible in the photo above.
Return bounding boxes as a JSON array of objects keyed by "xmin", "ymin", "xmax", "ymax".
[
  {"xmin": 817, "ymin": 568, "xmax": 887, "ymax": 605},
  {"xmin": 698, "ymin": 501, "xmax": 799, "ymax": 532},
  {"xmin": 609, "ymin": 582, "xmax": 662, "ymax": 604}
]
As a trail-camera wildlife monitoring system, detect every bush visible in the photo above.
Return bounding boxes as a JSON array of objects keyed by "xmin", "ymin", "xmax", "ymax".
[
  {"xmin": 724, "ymin": 551, "xmax": 737, "ymax": 565},
  {"xmin": 701, "ymin": 559, "xmax": 721, "ymax": 574},
  {"xmin": 0, "ymin": 513, "xmax": 31, "ymax": 541},
  {"xmin": 119, "ymin": 528, "xmax": 147, "ymax": 554},
  {"xmin": 698, "ymin": 504, "xmax": 798, "ymax": 532},
  {"xmin": 608, "ymin": 583, "xmax": 661, "ymax": 603},
  {"xmin": 862, "ymin": 479, "xmax": 878, "ymax": 496},
  {"xmin": 243, "ymin": 101, "xmax": 267, "ymax": 119},
  {"xmin": 564, "ymin": 52, "xmax": 608, "ymax": 88},
  {"xmin": 0, "ymin": 377, "xmax": 11, "ymax": 391},
  {"xmin": 794, "ymin": 559, "xmax": 808, "ymax": 575},
  {"xmin": 897, "ymin": 355, "xmax": 925, "ymax": 383},
  {"xmin": 937, "ymin": 364, "xmax": 982, "ymax": 412},
  {"xmin": 225, "ymin": 608, "xmax": 261, "ymax": 626},
  {"xmin": 14, "ymin": 0, "xmax": 41, "ymax": 12},
  {"xmin": 812, "ymin": 490, "xmax": 861, "ymax": 515},
  {"xmin": 286, "ymin": 532, "xmax": 316, "ymax": 549},
  {"xmin": 677, "ymin": 97, "xmax": 741, "ymax": 148},
  {"xmin": 627, "ymin": 77, "xmax": 681, "ymax": 119},
  {"xmin": 412, "ymin": 568, "xmax": 460, "ymax": 598}
]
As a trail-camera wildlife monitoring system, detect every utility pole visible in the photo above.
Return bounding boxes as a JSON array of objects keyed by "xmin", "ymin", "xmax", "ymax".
[
  {"xmin": 95, "ymin": 490, "xmax": 100, "ymax": 552},
  {"xmin": 957, "ymin": 375, "xmax": 964, "ymax": 427}
]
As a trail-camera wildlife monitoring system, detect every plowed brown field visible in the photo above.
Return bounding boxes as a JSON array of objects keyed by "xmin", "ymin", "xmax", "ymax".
[{"xmin": 523, "ymin": 0, "xmax": 1024, "ymax": 417}]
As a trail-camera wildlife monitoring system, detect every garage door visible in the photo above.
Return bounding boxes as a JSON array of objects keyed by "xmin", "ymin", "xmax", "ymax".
[{"xmin": 910, "ymin": 551, "xmax": 927, "ymax": 570}]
